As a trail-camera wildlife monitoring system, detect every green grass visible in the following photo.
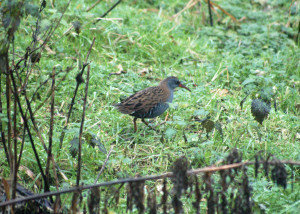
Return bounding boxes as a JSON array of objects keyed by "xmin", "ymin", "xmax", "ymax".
[{"xmin": 1, "ymin": 0, "xmax": 299, "ymax": 213}]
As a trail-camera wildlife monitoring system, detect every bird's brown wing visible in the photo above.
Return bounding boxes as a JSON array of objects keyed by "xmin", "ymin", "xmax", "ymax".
[{"xmin": 113, "ymin": 86, "xmax": 170, "ymax": 115}]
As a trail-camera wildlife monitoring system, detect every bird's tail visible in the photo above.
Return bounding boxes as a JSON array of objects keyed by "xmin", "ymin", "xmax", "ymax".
[{"xmin": 112, "ymin": 103, "xmax": 133, "ymax": 114}]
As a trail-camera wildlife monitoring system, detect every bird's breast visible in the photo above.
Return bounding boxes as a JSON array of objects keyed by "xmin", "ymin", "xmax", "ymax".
[{"xmin": 166, "ymin": 91, "xmax": 174, "ymax": 103}]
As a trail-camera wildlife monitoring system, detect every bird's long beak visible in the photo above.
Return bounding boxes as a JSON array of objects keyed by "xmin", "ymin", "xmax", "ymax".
[{"xmin": 179, "ymin": 83, "xmax": 191, "ymax": 92}]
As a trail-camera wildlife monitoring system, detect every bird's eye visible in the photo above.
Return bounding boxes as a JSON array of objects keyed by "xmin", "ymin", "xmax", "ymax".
[{"xmin": 176, "ymin": 81, "xmax": 180, "ymax": 84}]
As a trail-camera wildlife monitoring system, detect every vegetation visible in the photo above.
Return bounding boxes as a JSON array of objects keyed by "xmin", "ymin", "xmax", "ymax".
[{"xmin": 0, "ymin": 0, "xmax": 299, "ymax": 213}]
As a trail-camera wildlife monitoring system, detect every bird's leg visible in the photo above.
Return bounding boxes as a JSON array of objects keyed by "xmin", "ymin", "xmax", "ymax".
[
  {"xmin": 133, "ymin": 117, "xmax": 137, "ymax": 132},
  {"xmin": 141, "ymin": 118, "xmax": 157, "ymax": 131},
  {"xmin": 141, "ymin": 118, "xmax": 149, "ymax": 126}
]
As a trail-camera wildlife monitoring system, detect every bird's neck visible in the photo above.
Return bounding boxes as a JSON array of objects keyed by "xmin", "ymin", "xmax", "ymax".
[
  {"xmin": 166, "ymin": 90, "xmax": 174, "ymax": 103},
  {"xmin": 159, "ymin": 82, "xmax": 173, "ymax": 103}
]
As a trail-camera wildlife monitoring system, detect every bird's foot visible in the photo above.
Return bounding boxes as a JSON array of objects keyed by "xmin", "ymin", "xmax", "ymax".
[{"xmin": 142, "ymin": 118, "xmax": 159, "ymax": 132}]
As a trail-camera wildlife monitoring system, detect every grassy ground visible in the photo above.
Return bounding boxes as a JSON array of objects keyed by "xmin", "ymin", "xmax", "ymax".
[{"xmin": 1, "ymin": 0, "xmax": 300, "ymax": 213}]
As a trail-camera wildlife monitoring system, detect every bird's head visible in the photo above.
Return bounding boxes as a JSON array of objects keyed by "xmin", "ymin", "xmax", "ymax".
[{"xmin": 163, "ymin": 76, "xmax": 191, "ymax": 91}]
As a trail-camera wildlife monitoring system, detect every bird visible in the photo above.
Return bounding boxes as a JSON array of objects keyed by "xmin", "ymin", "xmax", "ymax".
[{"xmin": 113, "ymin": 76, "xmax": 191, "ymax": 132}]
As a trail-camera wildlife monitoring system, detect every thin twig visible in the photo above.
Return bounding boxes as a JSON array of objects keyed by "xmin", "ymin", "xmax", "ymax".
[
  {"xmin": 12, "ymin": 97, "xmax": 17, "ymax": 180},
  {"xmin": 24, "ymin": 65, "xmax": 72, "ymax": 108},
  {"xmin": 12, "ymin": 76, "xmax": 18, "ymax": 207},
  {"xmin": 76, "ymin": 64, "xmax": 91, "ymax": 187},
  {"xmin": 51, "ymin": 156, "xmax": 60, "ymax": 191},
  {"xmin": 59, "ymin": 37, "xmax": 96, "ymax": 152},
  {"xmin": 29, "ymin": 0, "xmax": 71, "ymax": 56},
  {"xmin": 10, "ymin": 70, "xmax": 51, "ymax": 196},
  {"xmin": 45, "ymin": 67, "xmax": 56, "ymax": 192},
  {"xmin": 297, "ymin": 20, "xmax": 300, "ymax": 43},
  {"xmin": 32, "ymin": 66, "xmax": 73, "ymax": 116},
  {"xmin": 207, "ymin": 0, "xmax": 213, "ymax": 26},
  {"xmin": 84, "ymin": 38, "xmax": 96, "ymax": 64},
  {"xmin": 173, "ymin": 0, "xmax": 197, "ymax": 19},
  {"xmin": 0, "ymin": 52, "xmax": 10, "ymax": 167},
  {"xmin": 16, "ymin": 68, "xmax": 72, "ymax": 184},
  {"xmin": 153, "ymin": 121, "xmax": 166, "ymax": 129},
  {"xmin": 24, "ymin": 96, "xmax": 48, "ymax": 151},
  {"xmin": 11, "ymin": 0, "xmax": 73, "ymax": 156},
  {"xmin": 17, "ymin": 1, "xmax": 44, "ymax": 89},
  {"xmin": 13, "ymin": 0, "xmax": 70, "ymax": 70},
  {"xmin": 94, "ymin": 0, "xmax": 123, "ymax": 24},
  {"xmin": 6, "ymin": 71, "xmax": 13, "ymax": 172},
  {"xmin": 17, "ymin": 126, "xmax": 26, "ymax": 169},
  {"xmin": 94, "ymin": 146, "xmax": 114, "ymax": 184},
  {"xmin": 207, "ymin": 0, "xmax": 239, "ymax": 23},
  {"xmin": 1, "ymin": 160, "xmax": 299, "ymax": 207},
  {"xmin": 86, "ymin": 0, "xmax": 102, "ymax": 12}
]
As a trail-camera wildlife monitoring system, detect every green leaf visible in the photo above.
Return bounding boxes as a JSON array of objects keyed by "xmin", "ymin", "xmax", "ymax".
[
  {"xmin": 193, "ymin": 109, "xmax": 209, "ymax": 116},
  {"xmin": 69, "ymin": 137, "xmax": 79, "ymax": 158},
  {"xmin": 242, "ymin": 78, "xmax": 256, "ymax": 86},
  {"xmin": 165, "ymin": 128, "xmax": 177, "ymax": 139},
  {"xmin": 84, "ymin": 132, "xmax": 107, "ymax": 154}
]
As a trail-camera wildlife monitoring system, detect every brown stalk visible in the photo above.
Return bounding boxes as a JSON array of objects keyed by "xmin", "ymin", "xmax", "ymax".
[
  {"xmin": 9, "ymin": 36, "xmax": 18, "ymax": 211},
  {"xmin": 24, "ymin": 94, "xmax": 48, "ymax": 151},
  {"xmin": 0, "ymin": 69, "xmax": 9, "ymax": 167},
  {"xmin": 13, "ymin": 0, "xmax": 69, "ymax": 73},
  {"xmin": 6, "ymin": 73, "xmax": 13, "ymax": 174},
  {"xmin": 174, "ymin": 0, "xmax": 239, "ymax": 25},
  {"xmin": 32, "ymin": 66, "xmax": 73, "ymax": 116},
  {"xmin": 173, "ymin": 0, "xmax": 198, "ymax": 19},
  {"xmin": 11, "ymin": 41, "xmax": 17, "ymax": 204},
  {"xmin": 86, "ymin": 0, "xmax": 102, "ymax": 12},
  {"xmin": 10, "ymin": 70, "xmax": 51, "ymax": 197},
  {"xmin": 11, "ymin": 89, "xmax": 17, "ymax": 206},
  {"xmin": 22, "ymin": 68, "xmax": 72, "ymax": 183},
  {"xmin": 94, "ymin": 0, "xmax": 123, "ymax": 23},
  {"xmin": 13, "ymin": 66, "xmax": 59, "ymax": 172},
  {"xmin": 11, "ymin": 0, "xmax": 72, "ymax": 160},
  {"xmin": 45, "ymin": 67, "xmax": 56, "ymax": 193},
  {"xmin": 0, "ymin": 47, "xmax": 11, "ymax": 167},
  {"xmin": 16, "ymin": 126, "xmax": 26, "ymax": 170},
  {"xmin": 94, "ymin": 146, "xmax": 114, "ymax": 184},
  {"xmin": 19, "ymin": 71, "xmax": 71, "ymax": 183},
  {"xmin": 207, "ymin": 0, "xmax": 213, "ymax": 26},
  {"xmin": 76, "ymin": 64, "xmax": 91, "ymax": 187},
  {"xmin": 51, "ymin": 156, "xmax": 60, "ymax": 191},
  {"xmin": 46, "ymin": 72, "xmax": 61, "ymax": 193},
  {"xmin": 162, "ymin": 178, "xmax": 168, "ymax": 214},
  {"xmin": 2, "ymin": 0, "xmax": 59, "ymax": 208},
  {"xmin": 29, "ymin": 0, "xmax": 71, "ymax": 56},
  {"xmin": 59, "ymin": 37, "xmax": 96, "ymax": 152},
  {"xmin": 206, "ymin": 0, "xmax": 239, "ymax": 24}
]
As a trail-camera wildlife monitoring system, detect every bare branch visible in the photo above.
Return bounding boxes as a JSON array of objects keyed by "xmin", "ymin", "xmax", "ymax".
[
  {"xmin": 1, "ymin": 160, "xmax": 299, "ymax": 207},
  {"xmin": 94, "ymin": 0, "xmax": 123, "ymax": 23},
  {"xmin": 86, "ymin": 0, "xmax": 102, "ymax": 12},
  {"xmin": 45, "ymin": 67, "xmax": 56, "ymax": 192},
  {"xmin": 76, "ymin": 64, "xmax": 91, "ymax": 187},
  {"xmin": 0, "ymin": 50, "xmax": 11, "ymax": 167},
  {"xmin": 59, "ymin": 37, "xmax": 96, "ymax": 151},
  {"xmin": 10, "ymin": 70, "xmax": 51, "ymax": 197},
  {"xmin": 207, "ymin": 0, "xmax": 213, "ymax": 26},
  {"xmin": 94, "ymin": 146, "xmax": 114, "ymax": 184}
]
